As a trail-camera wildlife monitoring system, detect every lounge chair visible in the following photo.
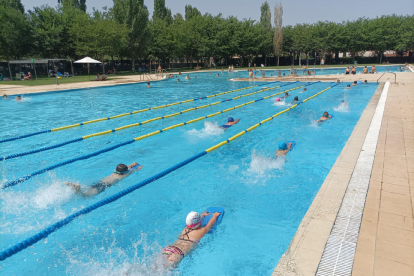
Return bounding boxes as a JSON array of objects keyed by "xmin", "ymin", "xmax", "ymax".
[{"xmin": 57, "ymin": 72, "xmax": 64, "ymax": 77}]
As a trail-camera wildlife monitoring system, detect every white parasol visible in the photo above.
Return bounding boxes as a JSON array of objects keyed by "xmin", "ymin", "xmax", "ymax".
[{"xmin": 74, "ymin": 57, "xmax": 102, "ymax": 80}]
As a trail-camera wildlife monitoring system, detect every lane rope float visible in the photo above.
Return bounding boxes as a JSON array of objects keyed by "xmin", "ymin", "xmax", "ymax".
[
  {"xmin": 1, "ymin": 82, "xmax": 299, "ymax": 161},
  {"xmin": 0, "ymin": 83, "xmax": 279, "ymax": 144},
  {"xmin": 0, "ymin": 83, "xmax": 338, "ymax": 262},
  {"xmin": 2, "ymin": 82, "xmax": 318, "ymax": 189}
]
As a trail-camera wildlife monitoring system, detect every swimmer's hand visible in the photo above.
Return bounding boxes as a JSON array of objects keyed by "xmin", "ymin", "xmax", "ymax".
[
  {"xmin": 201, "ymin": 211, "xmax": 210, "ymax": 217},
  {"xmin": 213, "ymin": 212, "xmax": 221, "ymax": 218}
]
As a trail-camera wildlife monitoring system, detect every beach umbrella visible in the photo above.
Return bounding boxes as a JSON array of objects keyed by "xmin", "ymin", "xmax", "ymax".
[{"xmin": 74, "ymin": 57, "xmax": 102, "ymax": 80}]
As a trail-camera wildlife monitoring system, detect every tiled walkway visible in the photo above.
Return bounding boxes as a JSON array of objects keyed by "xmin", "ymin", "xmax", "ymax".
[{"xmin": 351, "ymin": 82, "xmax": 414, "ymax": 276}]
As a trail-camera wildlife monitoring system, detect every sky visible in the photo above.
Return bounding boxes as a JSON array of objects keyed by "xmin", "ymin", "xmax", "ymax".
[{"xmin": 21, "ymin": 0, "xmax": 414, "ymax": 26}]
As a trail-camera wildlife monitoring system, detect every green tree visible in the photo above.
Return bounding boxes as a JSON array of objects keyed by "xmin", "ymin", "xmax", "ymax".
[
  {"xmin": 260, "ymin": 1, "xmax": 271, "ymax": 29},
  {"xmin": 112, "ymin": 0, "xmax": 150, "ymax": 72},
  {"xmin": 0, "ymin": 0, "xmax": 24, "ymax": 13},
  {"xmin": 153, "ymin": 0, "xmax": 171, "ymax": 23},
  {"xmin": 184, "ymin": 5, "xmax": 200, "ymax": 20}
]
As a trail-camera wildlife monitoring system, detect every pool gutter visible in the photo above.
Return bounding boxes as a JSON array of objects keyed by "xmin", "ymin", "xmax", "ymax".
[{"xmin": 272, "ymin": 82, "xmax": 386, "ymax": 276}]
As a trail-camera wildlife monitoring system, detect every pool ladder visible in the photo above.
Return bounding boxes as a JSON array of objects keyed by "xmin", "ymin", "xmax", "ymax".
[{"xmin": 377, "ymin": 72, "xmax": 396, "ymax": 83}]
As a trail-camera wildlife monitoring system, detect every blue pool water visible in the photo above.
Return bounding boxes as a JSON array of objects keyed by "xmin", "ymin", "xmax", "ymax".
[{"xmin": 0, "ymin": 74, "xmax": 378, "ymax": 275}]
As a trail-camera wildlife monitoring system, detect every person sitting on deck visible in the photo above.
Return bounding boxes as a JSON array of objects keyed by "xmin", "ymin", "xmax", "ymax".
[
  {"xmin": 161, "ymin": 211, "xmax": 221, "ymax": 267},
  {"xmin": 66, "ymin": 163, "xmax": 142, "ymax": 196},
  {"xmin": 276, "ymin": 142, "xmax": 293, "ymax": 157},
  {"xmin": 23, "ymin": 72, "xmax": 32, "ymax": 81},
  {"xmin": 96, "ymin": 74, "xmax": 101, "ymax": 81},
  {"xmin": 345, "ymin": 67, "xmax": 350, "ymax": 74},
  {"xmin": 102, "ymin": 74, "xmax": 107, "ymax": 81},
  {"xmin": 351, "ymin": 66, "xmax": 356, "ymax": 75},
  {"xmin": 362, "ymin": 66, "xmax": 369, "ymax": 74},
  {"xmin": 318, "ymin": 111, "xmax": 333, "ymax": 123},
  {"xmin": 370, "ymin": 65, "xmax": 377, "ymax": 74}
]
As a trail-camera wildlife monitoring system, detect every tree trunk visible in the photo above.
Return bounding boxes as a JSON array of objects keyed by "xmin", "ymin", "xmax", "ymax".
[
  {"xmin": 277, "ymin": 56, "xmax": 280, "ymax": 67},
  {"xmin": 102, "ymin": 56, "xmax": 105, "ymax": 74},
  {"xmin": 299, "ymin": 53, "xmax": 301, "ymax": 67},
  {"xmin": 8, "ymin": 62, "xmax": 12, "ymax": 79},
  {"xmin": 132, "ymin": 57, "xmax": 135, "ymax": 72},
  {"xmin": 379, "ymin": 52, "xmax": 383, "ymax": 64}
]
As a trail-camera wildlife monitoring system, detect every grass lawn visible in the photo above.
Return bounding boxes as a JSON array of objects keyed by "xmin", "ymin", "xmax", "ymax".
[{"xmin": 0, "ymin": 75, "xmax": 123, "ymax": 86}]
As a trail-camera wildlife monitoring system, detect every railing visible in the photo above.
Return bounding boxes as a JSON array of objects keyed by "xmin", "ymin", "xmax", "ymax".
[
  {"xmin": 377, "ymin": 72, "xmax": 396, "ymax": 84},
  {"xmin": 139, "ymin": 73, "xmax": 153, "ymax": 81}
]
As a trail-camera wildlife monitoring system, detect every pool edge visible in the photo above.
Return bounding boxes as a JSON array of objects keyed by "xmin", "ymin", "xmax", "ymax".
[{"xmin": 272, "ymin": 82, "xmax": 385, "ymax": 276}]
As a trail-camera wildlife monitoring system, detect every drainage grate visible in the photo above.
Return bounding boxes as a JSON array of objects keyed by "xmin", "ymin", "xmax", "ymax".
[{"xmin": 315, "ymin": 82, "xmax": 389, "ymax": 276}]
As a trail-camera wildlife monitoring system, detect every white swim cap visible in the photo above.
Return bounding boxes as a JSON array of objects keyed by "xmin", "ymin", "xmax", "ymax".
[{"xmin": 186, "ymin": 211, "xmax": 202, "ymax": 229}]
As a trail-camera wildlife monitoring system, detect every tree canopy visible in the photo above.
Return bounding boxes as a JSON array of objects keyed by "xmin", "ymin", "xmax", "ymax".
[{"xmin": 0, "ymin": 0, "xmax": 412, "ymax": 67}]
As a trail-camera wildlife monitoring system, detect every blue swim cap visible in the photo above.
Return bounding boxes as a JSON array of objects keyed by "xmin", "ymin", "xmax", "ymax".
[
  {"xmin": 228, "ymin": 117, "xmax": 234, "ymax": 122},
  {"xmin": 278, "ymin": 142, "xmax": 287, "ymax": 150},
  {"xmin": 347, "ymin": 84, "xmax": 351, "ymax": 87}
]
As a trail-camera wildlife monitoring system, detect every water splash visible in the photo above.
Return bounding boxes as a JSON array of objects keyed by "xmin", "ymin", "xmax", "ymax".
[
  {"xmin": 186, "ymin": 121, "xmax": 225, "ymax": 138},
  {"xmin": 334, "ymin": 99, "xmax": 350, "ymax": 112}
]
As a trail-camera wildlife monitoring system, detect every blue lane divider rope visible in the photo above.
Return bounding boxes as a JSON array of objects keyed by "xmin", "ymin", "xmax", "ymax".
[
  {"xmin": 1, "ymin": 139, "xmax": 135, "ymax": 189},
  {"xmin": 0, "ymin": 82, "xmax": 278, "ymax": 145},
  {"xmin": 0, "ymin": 151, "xmax": 207, "ymax": 262},
  {"xmin": 1, "ymin": 82, "xmax": 315, "ymax": 189}
]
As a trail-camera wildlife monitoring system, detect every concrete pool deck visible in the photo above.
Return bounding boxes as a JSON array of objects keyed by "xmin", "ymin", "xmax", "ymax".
[
  {"xmin": 273, "ymin": 73, "xmax": 414, "ymax": 276},
  {"xmin": 0, "ymin": 74, "xmax": 164, "ymax": 96}
]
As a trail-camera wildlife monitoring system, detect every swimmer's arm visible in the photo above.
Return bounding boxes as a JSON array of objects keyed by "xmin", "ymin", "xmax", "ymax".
[
  {"xmin": 200, "ymin": 212, "xmax": 221, "ymax": 235},
  {"xmin": 287, "ymin": 143, "xmax": 292, "ymax": 151},
  {"xmin": 235, "ymin": 119, "xmax": 240, "ymax": 124},
  {"xmin": 128, "ymin": 162, "xmax": 143, "ymax": 171}
]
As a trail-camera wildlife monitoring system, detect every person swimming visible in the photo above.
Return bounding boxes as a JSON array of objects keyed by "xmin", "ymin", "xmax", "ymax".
[
  {"xmin": 282, "ymin": 92, "xmax": 290, "ymax": 98},
  {"xmin": 352, "ymin": 80, "xmax": 357, "ymax": 86},
  {"xmin": 292, "ymin": 96, "xmax": 299, "ymax": 103},
  {"xmin": 217, "ymin": 73, "xmax": 220, "ymax": 77},
  {"xmin": 336, "ymin": 79, "xmax": 341, "ymax": 83},
  {"xmin": 147, "ymin": 82, "xmax": 151, "ymax": 87},
  {"xmin": 221, "ymin": 117, "xmax": 240, "ymax": 128},
  {"xmin": 177, "ymin": 78, "xmax": 180, "ymax": 82},
  {"xmin": 318, "ymin": 111, "xmax": 333, "ymax": 123},
  {"xmin": 301, "ymin": 88, "xmax": 308, "ymax": 92},
  {"xmin": 161, "ymin": 211, "xmax": 221, "ymax": 267},
  {"xmin": 274, "ymin": 97, "xmax": 281, "ymax": 103},
  {"xmin": 346, "ymin": 84, "xmax": 351, "ymax": 89},
  {"xmin": 276, "ymin": 141, "xmax": 293, "ymax": 157},
  {"xmin": 16, "ymin": 96, "xmax": 22, "ymax": 101},
  {"xmin": 65, "ymin": 163, "xmax": 142, "ymax": 196},
  {"xmin": 185, "ymin": 74, "xmax": 190, "ymax": 80}
]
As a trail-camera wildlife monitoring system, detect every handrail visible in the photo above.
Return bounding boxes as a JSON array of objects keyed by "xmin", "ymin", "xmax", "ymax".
[
  {"xmin": 377, "ymin": 72, "xmax": 396, "ymax": 84},
  {"xmin": 2, "ymin": 83, "xmax": 316, "ymax": 188},
  {"xmin": 0, "ymin": 82, "xmax": 338, "ymax": 262}
]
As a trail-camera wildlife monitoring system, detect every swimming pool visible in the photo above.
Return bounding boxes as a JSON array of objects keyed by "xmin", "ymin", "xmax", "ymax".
[{"xmin": 0, "ymin": 75, "xmax": 378, "ymax": 275}]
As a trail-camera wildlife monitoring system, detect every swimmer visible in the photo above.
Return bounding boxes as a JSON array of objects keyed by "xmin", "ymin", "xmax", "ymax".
[
  {"xmin": 177, "ymin": 78, "xmax": 180, "ymax": 82},
  {"xmin": 351, "ymin": 66, "xmax": 356, "ymax": 75},
  {"xmin": 362, "ymin": 66, "xmax": 368, "ymax": 74},
  {"xmin": 346, "ymin": 84, "xmax": 351, "ymax": 89},
  {"xmin": 223, "ymin": 117, "xmax": 240, "ymax": 127},
  {"xmin": 336, "ymin": 79, "xmax": 340, "ymax": 83},
  {"xmin": 386, "ymin": 67, "xmax": 389, "ymax": 72},
  {"xmin": 178, "ymin": 72, "xmax": 182, "ymax": 76},
  {"xmin": 16, "ymin": 96, "xmax": 22, "ymax": 101},
  {"xmin": 276, "ymin": 142, "xmax": 293, "ymax": 157},
  {"xmin": 217, "ymin": 73, "xmax": 220, "ymax": 77},
  {"xmin": 352, "ymin": 80, "xmax": 357, "ymax": 86},
  {"xmin": 3, "ymin": 94, "xmax": 7, "ymax": 98},
  {"xmin": 161, "ymin": 211, "xmax": 221, "ymax": 268},
  {"xmin": 195, "ymin": 76, "xmax": 197, "ymax": 79},
  {"xmin": 147, "ymin": 82, "xmax": 151, "ymax": 87},
  {"xmin": 364, "ymin": 80, "xmax": 368, "ymax": 83},
  {"xmin": 274, "ymin": 97, "xmax": 281, "ymax": 103},
  {"xmin": 209, "ymin": 72, "xmax": 212, "ymax": 75},
  {"xmin": 301, "ymin": 88, "xmax": 308, "ymax": 92},
  {"xmin": 65, "ymin": 163, "xmax": 142, "ymax": 197},
  {"xmin": 282, "ymin": 92, "xmax": 291, "ymax": 98},
  {"xmin": 370, "ymin": 65, "xmax": 377, "ymax": 74},
  {"xmin": 249, "ymin": 69, "xmax": 253, "ymax": 78},
  {"xmin": 318, "ymin": 111, "xmax": 333, "ymax": 123},
  {"xmin": 345, "ymin": 67, "xmax": 350, "ymax": 74},
  {"xmin": 292, "ymin": 96, "xmax": 299, "ymax": 103},
  {"xmin": 185, "ymin": 74, "xmax": 190, "ymax": 80}
]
